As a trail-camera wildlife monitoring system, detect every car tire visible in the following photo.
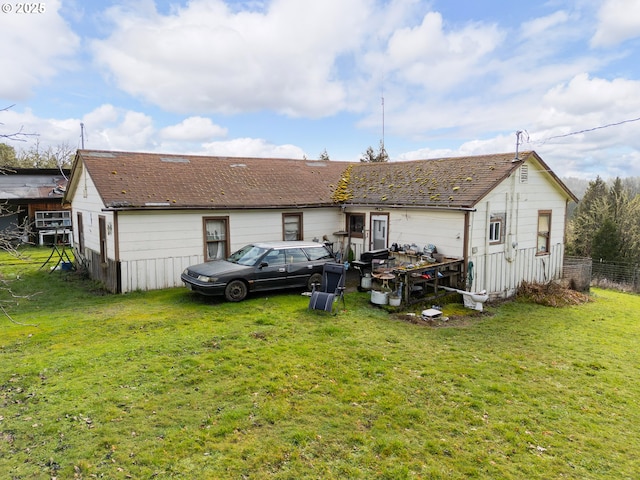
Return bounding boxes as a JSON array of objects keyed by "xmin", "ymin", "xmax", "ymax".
[
  {"xmin": 307, "ymin": 273, "xmax": 323, "ymax": 291},
  {"xmin": 225, "ymin": 280, "xmax": 248, "ymax": 302}
]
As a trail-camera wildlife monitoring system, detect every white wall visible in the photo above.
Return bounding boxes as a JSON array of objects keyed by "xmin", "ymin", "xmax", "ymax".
[
  {"xmin": 467, "ymin": 160, "xmax": 569, "ymax": 296},
  {"xmin": 70, "ymin": 167, "xmax": 116, "ymax": 257},
  {"xmin": 115, "ymin": 208, "xmax": 343, "ymax": 292},
  {"xmin": 388, "ymin": 209, "xmax": 466, "ymax": 257}
]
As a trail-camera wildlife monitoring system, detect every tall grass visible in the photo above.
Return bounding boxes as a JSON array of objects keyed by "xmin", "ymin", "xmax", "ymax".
[{"xmin": 1, "ymin": 248, "xmax": 639, "ymax": 478}]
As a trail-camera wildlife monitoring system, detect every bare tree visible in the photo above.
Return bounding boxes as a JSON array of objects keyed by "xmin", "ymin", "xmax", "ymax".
[
  {"xmin": 1, "ymin": 106, "xmax": 40, "ymax": 325},
  {"xmin": 16, "ymin": 139, "xmax": 74, "ymax": 169},
  {"xmin": 0, "ymin": 105, "xmax": 38, "ymax": 144}
]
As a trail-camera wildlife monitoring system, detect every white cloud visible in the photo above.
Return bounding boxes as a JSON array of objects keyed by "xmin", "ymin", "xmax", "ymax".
[
  {"xmin": 0, "ymin": 0, "xmax": 79, "ymax": 99},
  {"xmin": 3, "ymin": 104, "xmax": 307, "ymax": 160},
  {"xmin": 592, "ymin": 0, "xmax": 640, "ymax": 47},
  {"xmin": 542, "ymin": 73, "xmax": 640, "ymax": 117},
  {"xmin": 521, "ymin": 11, "xmax": 570, "ymax": 39},
  {"xmin": 200, "ymin": 137, "xmax": 305, "ymax": 158},
  {"xmin": 375, "ymin": 12, "xmax": 503, "ymax": 91},
  {"xmin": 91, "ymin": 0, "xmax": 370, "ymax": 117},
  {"xmin": 160, "ymin": 117, "xmax": 227, "ymax": 141}
]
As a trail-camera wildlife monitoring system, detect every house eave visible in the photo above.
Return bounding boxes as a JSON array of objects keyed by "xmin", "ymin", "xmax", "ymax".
[
  {"xmin": 341, "ymin": 202, "xmax": 476, "ymax": 212},
  {"xmin": 102, "ymin": 203, "xmax": 337, "ymax": 212}
]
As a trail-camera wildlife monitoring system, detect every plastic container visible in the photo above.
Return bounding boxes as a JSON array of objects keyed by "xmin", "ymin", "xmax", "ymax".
[{"xmin": 370, "ymin": 290, "xmax": 388, "ymax": 305}]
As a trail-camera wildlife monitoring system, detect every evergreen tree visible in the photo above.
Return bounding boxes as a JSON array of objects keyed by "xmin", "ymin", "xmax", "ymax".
[
  {"xmin": 567, "ymin": 176, "xmax": 608, "ymax": 257},
  {"xmin": 0, "ymin": 143, "xmax": 17, "ymax": 166},
  {"xmin": 360, "ymin": 140, "xmax": 388, "ymax": 163},
  {"xmin": 567, "ymin": 175, "xmax": 640, "ymax": 263},
  {"xmin": 318, "ymin": 149, "xmax": 330, "ymax": 161},
  {"xmin": 591, "ymin": 217, "xmax": 621, "ymax": 261}
]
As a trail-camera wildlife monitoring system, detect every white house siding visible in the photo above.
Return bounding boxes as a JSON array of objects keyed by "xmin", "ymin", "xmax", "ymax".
[
  {"xmin": 340, "ymin": 208, "xmax": 466, "ymax": 261},
  {"xmin": 69, "ymin": 168, "xmax": 116, "ymax": 259},
  {"xmin": 467, "ymin": 161, "xmax": 569, "ymax": 297},
  {"xmin": 388, "ymin": 209, "xmax": 466, "ymax": 258},
  {"xmin": 115, "ymin": 208, "xmax": 342, "ymax": 292}
]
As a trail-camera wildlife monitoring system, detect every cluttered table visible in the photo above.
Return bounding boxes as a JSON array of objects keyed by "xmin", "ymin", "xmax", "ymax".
[{"xmin": 390, "ymin": 255, "xmax": 464, "ymax": 306}]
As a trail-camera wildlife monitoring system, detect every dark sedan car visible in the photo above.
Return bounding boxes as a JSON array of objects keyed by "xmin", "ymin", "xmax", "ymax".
[{"xmin": 181, "ymin": 241, "xmax": 337, "ymax": 301}]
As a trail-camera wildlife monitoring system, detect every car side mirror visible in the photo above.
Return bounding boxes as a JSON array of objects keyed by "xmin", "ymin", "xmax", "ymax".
[{"xmin": 259, "ymin": 262, "xmax": 268, "ymax": 269}]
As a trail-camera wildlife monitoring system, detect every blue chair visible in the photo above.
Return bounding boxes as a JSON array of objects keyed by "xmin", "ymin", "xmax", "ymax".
[{"xmin": 308, "ymin": 262, "xmax": 346, "ymax": 313}]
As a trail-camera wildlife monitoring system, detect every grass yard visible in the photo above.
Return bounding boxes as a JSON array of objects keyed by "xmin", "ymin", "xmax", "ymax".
[{"xmin": 1, "ymin": 248, "xmax": 639, "ymax": 479}]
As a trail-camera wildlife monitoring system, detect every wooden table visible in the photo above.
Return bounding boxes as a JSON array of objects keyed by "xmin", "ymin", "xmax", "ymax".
[{"xmin": 393, "ymin": 258, "xmax": 464, "ymax": 306}]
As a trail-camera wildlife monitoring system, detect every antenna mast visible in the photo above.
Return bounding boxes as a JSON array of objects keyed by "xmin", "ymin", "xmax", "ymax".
[
  {"xmin": 513, "ymin": 130, "xmax": 528, "ymax": 161},
  {"xmin": 80, "ymin": 122, "xmax": 85, "ymax": 149},
  {"xmin": 381, "ymin": 85, "xmax": 385, "ymax": 156}
]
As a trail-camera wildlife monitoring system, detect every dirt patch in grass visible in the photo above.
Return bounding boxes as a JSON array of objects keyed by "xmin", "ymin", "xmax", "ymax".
[
  {"xmin": 517, "ymin": 281, "xmax": 591, "ymax": 307},
  {"xmin": 393, "ymin": 309, "xmax": 486, "ymax": 328}
]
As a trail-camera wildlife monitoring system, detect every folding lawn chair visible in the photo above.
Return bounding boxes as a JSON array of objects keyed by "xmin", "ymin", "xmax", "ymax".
[{"xmin": 308, "ymin": 262, "xmax": 346, "ymax": 313}]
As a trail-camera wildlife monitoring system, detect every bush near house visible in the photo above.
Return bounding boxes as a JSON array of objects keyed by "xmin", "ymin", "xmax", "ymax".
[{"xmin": 1, "ymin": 248, "xmax": 639, "ymax": 479}]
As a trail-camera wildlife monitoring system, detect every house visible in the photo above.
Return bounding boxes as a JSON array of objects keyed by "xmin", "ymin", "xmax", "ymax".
[
  {"xmin": 339, "ymin": 152, "xmax": 578, "ymax": 297},
  {"xmin": 63, "ymin": 149, "xmax": 577, "ymax": 297},
  {"xmin": 0, "ymin": 167, "xmax": 69, "ymax": 244}
]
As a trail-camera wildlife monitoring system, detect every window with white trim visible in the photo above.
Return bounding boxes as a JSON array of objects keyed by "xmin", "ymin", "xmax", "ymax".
[{"xmin": 489, "ymin": 213, "xmax": 505, "ymax": 244}]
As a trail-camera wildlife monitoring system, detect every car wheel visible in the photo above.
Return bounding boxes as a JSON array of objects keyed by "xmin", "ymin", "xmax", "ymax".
[
  {"xmin": 307, "ymin": 273, "xmax": 323, "ymax": 291},
  {"xmin": 225, "ymin": 280, "xmax": 248, "ymax": 302}
]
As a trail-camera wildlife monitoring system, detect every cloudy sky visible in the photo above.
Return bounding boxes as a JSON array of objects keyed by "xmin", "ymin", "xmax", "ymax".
[{"xmin": 2, "ymin": 0, "xmax": 640, "ymax": 179}]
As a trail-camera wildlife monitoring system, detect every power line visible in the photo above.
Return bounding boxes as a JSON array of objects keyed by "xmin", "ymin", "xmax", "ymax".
[{"xmin": 535, "ymin": 115, "xmax": 640, "ymax": 145}]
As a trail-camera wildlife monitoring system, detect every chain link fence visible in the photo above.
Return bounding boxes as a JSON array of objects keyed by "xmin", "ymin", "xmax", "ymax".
[{"xmin": 564, "ymin": 256, "xmax": 640, "ymax": 293}]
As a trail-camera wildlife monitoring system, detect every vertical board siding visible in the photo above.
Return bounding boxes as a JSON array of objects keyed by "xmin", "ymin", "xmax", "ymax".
[
  {"xmin": 120, "ymin": 255, "xmax": 201, "ymax": 292},
  {"xmin": 470, "ymin": 243, "xmax": 564, "ymax": 297}
]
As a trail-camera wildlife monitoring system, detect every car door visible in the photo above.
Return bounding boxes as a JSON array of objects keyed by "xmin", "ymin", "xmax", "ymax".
[
  {"xmin": 252, "ymin": 248, "xmax": 289, "ymax": 291},
  {"xmin": 284, "ymin": 247, "xmax": 314, "ymax": 287}
]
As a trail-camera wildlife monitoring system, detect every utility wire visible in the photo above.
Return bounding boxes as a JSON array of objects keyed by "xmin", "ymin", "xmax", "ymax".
[{"xmin": 534, "ymin": 115, "xmax": 640, "ymax": 145}]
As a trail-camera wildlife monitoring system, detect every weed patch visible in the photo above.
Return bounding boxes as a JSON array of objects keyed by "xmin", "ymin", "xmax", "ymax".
[{"xmin": 517, "ymin": 280, "xmax": 591, "ymax": 306}]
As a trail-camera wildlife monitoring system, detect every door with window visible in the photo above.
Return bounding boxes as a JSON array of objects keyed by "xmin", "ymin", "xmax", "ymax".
[{"xmin": 371, "ymin": 214, "xmax": 389, "ymax": 250}]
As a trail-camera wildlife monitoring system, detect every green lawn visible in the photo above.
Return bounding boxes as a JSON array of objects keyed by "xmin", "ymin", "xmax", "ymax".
[{"xmin": 1, "ymin": 248, "xmax": 639, "ymax": 479}]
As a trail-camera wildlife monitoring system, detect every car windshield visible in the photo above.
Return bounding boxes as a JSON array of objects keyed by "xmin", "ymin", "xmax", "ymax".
[{"xmin": 227, "ymin": 244, "xmax": 269, "ymax": 266}]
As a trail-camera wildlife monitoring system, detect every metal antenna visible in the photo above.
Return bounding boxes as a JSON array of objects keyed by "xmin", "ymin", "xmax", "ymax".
[
  {"xmin": 513, "ymin": 130, "xmax": 528, "ymax": 161},
  {"xmin": 80, "ymin": 122, "xmax": 85, "ymax": 149},
  {"xmin": 381, "ymin": 86, "xmax": 385, "ymax": 149}
]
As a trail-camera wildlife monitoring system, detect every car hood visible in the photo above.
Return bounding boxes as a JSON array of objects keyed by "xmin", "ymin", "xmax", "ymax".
[{"xmin": 186, "ymin": 259, "xmax": 252, "ymax": 277}]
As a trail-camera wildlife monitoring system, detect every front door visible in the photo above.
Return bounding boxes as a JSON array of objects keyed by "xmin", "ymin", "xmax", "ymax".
[{"xmin": 371, "ymin": 214, "xmax": 389, "ymax": 250}]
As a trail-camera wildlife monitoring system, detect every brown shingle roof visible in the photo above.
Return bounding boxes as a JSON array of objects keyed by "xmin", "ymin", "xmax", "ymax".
[
  {"xmin": 75, "ymin": 150, "xmax": 350, "ymax": 209},
  {"xmin": 344, "ymin": 151, "xmax": 547, "ymax": 209},
  {"xmin": 68, "ymin": 149, "xmax": 576, "ymax": 211}
]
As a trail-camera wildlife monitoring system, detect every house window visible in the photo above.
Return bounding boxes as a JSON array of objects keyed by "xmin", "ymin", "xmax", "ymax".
[
  {"xmin": 489, "ymin": 213, "xmax": 505, "ymax": 244},
  {"xmin": 98, "ymin": 215, "xmax": 107, "ymax": 264},
  {"xmin": 537, "ymin": 211, "xmax": 551, "ymax": 255},
  {"xmin": 347, "ymin": 213, "xmax": 365, "ymax": 239},
  {"xmin": 76, "ymin": 212, "xmax": 84, "ymax": 254},
  {"xmin": 204, "ymin": 217, "xmax": 229, "ymax": 261},
  {"xmin": 283, "ymin": 213, "xmax": 303, "ymax": 241}
]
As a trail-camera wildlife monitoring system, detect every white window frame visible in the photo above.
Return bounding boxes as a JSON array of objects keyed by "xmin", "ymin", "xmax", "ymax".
[{"xmin": 489, "ymin": 213, "xmax": 505, "ymax": 244}]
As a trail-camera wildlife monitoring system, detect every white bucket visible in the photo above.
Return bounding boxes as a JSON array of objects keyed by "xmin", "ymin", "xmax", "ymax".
[
  {"xmin": 389, "ymin": 295, "xmax": 401, "ymax": 307},
  {"xmin": 370, "ymin": 290, "xmax": 388, "ymax": 305}
]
